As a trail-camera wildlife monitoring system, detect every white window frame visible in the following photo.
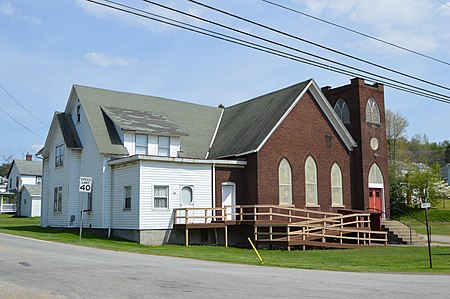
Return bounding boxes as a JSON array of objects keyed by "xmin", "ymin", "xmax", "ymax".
[
  {"xmin": 55, "ymin": 144, "xmax": 64, "ymax": 167},
  {"xmin": 124, "ymin": 186, "xmax": 131, "ymax": 210},
  {"xmin": 278, "ymin": 158, "xmax": 293, "ymax": 206},
  {"xmin": 331, "ymin": 163, "xmax": 344, "ymax": 207},
  {"xmin": 154, "ymin": 185, "xmax": 169, "ymax": 209},
  {"xmin": 158, "ymin": 136, "xmax": 170, "ymax": 157},
  {"xmin": 76, "ymin": 104, "xmax": 81, "ymax": 123},
  {"xmin": 53, "ymin": 186, "xmax": 62, "ymax": 213},
  {"xmin": 366, "ymin": 97, "xmax": 381, "ymax": 124},
  {"xmin": 135, "ymin": 134, "xmax": 148, "ymax": 155},
  {"xmin": 305, "ymin": 156, "xmax": 319, "ymax": 207}
]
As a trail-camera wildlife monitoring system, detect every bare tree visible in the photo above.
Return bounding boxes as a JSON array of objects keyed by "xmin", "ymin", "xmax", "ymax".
[{"xmin": 386, "ymin": 109, "xmax": 409, "ymax": 164}]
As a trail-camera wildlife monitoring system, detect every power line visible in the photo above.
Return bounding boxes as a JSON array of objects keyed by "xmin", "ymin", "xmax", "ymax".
[
  {"xmin": 0, "ymin": 105, "xmax": 45, "ymax": 139},
  {"xmin": 0, "ymin": 84, "xmax": 49, "ymax": 127},
  {"xmin": 186, "ymin": 0, "xmax": 450, "ymax": 93},
  {"xmin": 261, "ymin": 0, "xmax": 450, "ymax": 67},
  {"xmin": 437, "ymin": 0, "xmax": 450, "ymax": 8},
  {"xmin": 87, "ymin": 0, "xmax": 450, "ymax": 104}
]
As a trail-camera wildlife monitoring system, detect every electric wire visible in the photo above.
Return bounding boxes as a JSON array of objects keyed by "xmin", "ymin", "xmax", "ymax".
[
  {"xmin": 261, "ymin": 0, "xmax": 450, "ymax": 67},
  {"xmin": 87, "ymin": 0, "xmax": 450, "ymax": 104},
  {"xmin": 0, "ymin": 84, "xmax": 48, "ymax": 127},
  {"xmin": 141, "ymin": 0, "xmax": 450, "ymax": 102},
  {"xmin": 0, "ymin": 105, "xmax": 45, "ymax": 139},
  {"xmin": 186, "ymin": 0, "xmax": 450, "ymax": 93}
]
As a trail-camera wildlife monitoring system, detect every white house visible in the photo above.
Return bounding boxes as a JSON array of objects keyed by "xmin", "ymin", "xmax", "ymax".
[
  {"xmin": 39, "ymin": 85, "xmax": 245, "ymax": 245},
  {"xmin": 5, "ymin": 156, "xmax": 42, "ymax": 215},
  {"xmin": 19, "ymin": 185, "xmax": 41, "ymax": 217}
]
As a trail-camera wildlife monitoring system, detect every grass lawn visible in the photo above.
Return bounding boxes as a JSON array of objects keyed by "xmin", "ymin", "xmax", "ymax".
[{"xmin": 1, "ymin": 215, "xmax": 449, "ymax": 274}]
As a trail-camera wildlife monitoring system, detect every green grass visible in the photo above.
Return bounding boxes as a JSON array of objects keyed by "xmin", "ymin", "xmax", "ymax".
[{"xmin": 1, "ymin": 214, "xmax": 449, "ymax": 273}]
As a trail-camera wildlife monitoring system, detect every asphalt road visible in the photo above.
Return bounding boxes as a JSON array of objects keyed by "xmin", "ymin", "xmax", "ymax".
[{"xmin": 0, "ymin": 233, "xmax": 449, "ymax": 299}]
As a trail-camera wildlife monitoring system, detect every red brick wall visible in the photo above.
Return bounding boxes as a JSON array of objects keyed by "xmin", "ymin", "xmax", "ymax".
[
  {"xmin": 254, "ymin": 91, "xmax": 352, "ymax": 212},
  {"xmin": 323, "ymin": 78, "xmax": 390, "ymax": 215}
]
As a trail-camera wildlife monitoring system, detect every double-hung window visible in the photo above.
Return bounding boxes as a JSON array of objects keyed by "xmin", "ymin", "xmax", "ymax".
[
  {"xmin": 135, "ymin": 134, "xmax": 148, "ymax": 155},
  {"xmin": 154, "ymin": 186, "xmax": 169, "ymax": 208},
  {"xmin": 53, "ymin": 186, "xmax": 62, "ymax": 213},
  {"xmin": 158, "ymin": 136, "xmax": 170, "ymax": 157},
  {"xmin": 124, "ymin": 186, "xmax": 131, "ymax": 210},
  {"xmin": 55, "ymin": 144, "xmax": 64, "ymax": 167}
]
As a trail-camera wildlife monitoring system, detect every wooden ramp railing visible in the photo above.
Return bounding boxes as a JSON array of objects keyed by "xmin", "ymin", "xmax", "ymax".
[{"xmin": 173, "ymin": 205, "xmax": 387, "ymax": 249}]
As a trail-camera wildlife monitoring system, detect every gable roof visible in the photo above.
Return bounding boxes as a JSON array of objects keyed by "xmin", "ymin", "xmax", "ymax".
[
  {"xmin": 71, "ymin": 85, "xmax": 222, "ymax": 158},
  {"xmin": 8, "ymin": 160, "xmax": 42, "ymax": 177},
  {"xmin": 208, "ymin": 79, "xmax": 357, "ymax": 159},
  {"xmin": 20, "ymin": 184, "xmax": 42, "ymax": 197}
]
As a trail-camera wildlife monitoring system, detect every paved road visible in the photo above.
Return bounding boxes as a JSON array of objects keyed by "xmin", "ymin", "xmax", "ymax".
[{"xmin": 0, "ymin": 233, "xmax": 449, "ymax": 299}]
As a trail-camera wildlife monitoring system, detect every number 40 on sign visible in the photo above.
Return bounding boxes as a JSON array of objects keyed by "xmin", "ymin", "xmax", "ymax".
[{"xmin": 79, "ymin": 177, "xmax": 92, "ymax": 193}]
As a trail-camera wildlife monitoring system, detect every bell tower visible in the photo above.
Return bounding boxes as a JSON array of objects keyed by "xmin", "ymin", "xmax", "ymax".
[{"xmin": 322, "ymin": 78, "xmax": 389, "ymax": 216}]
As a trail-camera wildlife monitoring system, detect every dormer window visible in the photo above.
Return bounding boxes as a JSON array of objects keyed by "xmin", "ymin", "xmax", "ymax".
[
  {"xmin": 135, "ymin": 134, "xmax": 148, "ymax": 155},
  {"xmin": 366, "ymin": 97, "xmax": 381, "ymax": 124},
  {"xmin": 158, "ymin": 136, "xmax": 170, "ymax": 157}
]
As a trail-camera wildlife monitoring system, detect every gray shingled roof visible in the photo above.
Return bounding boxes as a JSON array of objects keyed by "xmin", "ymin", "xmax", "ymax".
[
  {"xmin": 14, "ymin": 160, "xmax": 42, "ymax": 176},
  {"xmin": 73, "ymin": 85, "xmax": 222, "ymax": 158},
  {"xmin": 22, "ymin": 184, "xmax": 42, "ymax": 197},
  {"xmin": 208, "ymin": 80, "xmax": 311, "ymax": 158},
  {"xmin": 101, "ymin": 106, "xmax": 188, "ymax": 136},
  {"xmin": 57, "ymin": 113, "xmax": 83, "ymax": 149}
]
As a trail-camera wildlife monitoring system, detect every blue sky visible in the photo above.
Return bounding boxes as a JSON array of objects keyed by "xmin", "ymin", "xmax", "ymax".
[{"xmin": 1, "ymin": 0, "xmax": 450, "ymax": 160}]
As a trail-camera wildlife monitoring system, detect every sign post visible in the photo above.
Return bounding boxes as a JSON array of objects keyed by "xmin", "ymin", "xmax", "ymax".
[
  {"xmin": 79, "ymin": 177, "xmax": 92, "ymax": 241},
  {"xmin": 421, "ymin": 202, "xmax": 432, "ymax": 268}
]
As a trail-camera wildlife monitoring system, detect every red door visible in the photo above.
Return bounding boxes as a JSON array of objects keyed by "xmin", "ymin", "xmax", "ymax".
[{"xmin": 369, "ymin": 188, "xmax": 382, "ymax": 212}]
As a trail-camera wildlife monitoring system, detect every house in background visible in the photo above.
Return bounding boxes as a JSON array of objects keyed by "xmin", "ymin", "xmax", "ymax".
[
  {"xmin": 6, "ymin": 154, "xmax": 42, "ymax": 216},
  {"xmin": 39, "ymin": 77, "xmax": 388, "ymax": 246}
]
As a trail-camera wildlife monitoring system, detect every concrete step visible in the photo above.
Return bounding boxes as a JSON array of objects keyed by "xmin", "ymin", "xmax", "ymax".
[{"xmin": 382, "ymin": 220, "xmax": 427, "ymax": 245}]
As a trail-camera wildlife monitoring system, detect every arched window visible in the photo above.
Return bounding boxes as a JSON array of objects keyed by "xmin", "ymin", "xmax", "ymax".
[
  {"xmin": 278, "ymin": 158, "xmax": 292, "ymax": 205},
  {"xmin": 369, "ymin": 164, "xmax": 384, "ymax": 185},
  {"xmin": 305, "ymin": 156, "xmax": 318, "ymax": 206},
  {"xmin": 331, "ymin": 163, "xmax": 343, "ymax": 206},
  {"xmin": 181, "ymin": 186, "xmax": 193, "ymax": 206},
  {"xmin": 366, "ymin": 97, "xmax": 381, "ymax": 124},
  {"xmin": 334, "ymin": 98, "xmax": 350, "ymax": 124}
]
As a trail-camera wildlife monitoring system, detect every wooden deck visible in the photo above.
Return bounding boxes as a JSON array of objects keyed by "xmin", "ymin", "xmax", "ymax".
[{"xmin": 173, "ymin": 205, "xmax": 387, "ymax": 249}]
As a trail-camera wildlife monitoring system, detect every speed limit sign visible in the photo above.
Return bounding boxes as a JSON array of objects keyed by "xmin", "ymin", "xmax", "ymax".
[{"xmin": 79, "ymin": 177, "xmax": 92, "ymax": 193}]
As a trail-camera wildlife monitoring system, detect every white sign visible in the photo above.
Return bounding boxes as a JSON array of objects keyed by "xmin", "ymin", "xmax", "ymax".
[
  {"xmin": 79, "ymin": 177, "xmax": 92, "ymax": 193},
  {"xmin": 421, "ymin": 202, "xmax": 431, "ymax": 209}
]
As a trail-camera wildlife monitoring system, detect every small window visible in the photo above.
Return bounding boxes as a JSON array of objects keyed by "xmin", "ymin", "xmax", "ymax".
[
  {"xmin": 334, "ymin": 99, "xmax": 350, "ymax": 124},
  {"xmin": 135, "ymin": 134, "xmax": 148, "ymax": 155},
  {"xmin": 53, "ymin": 186, "xmax": 62, "ymax": 213},
  {"xmin": 158, "ymin": 136, "xmax": 170, "ymax": 157},
  {"xmin": 55, "ymin": 144, "xmax": 64, "ymax": 167},
  {"xmin": 87, "ymin": 187, "xmax": 93, "ymax": 211},
  {"xmin": 305, "ymin": 156, "xmax": 318, "ymax": 206},
  {"xmin": 278, "ymin": 158, "xmax": 292, "ymax": 205},
  {"xmin": 124, "ymin": 186, "xmax": 131, "ymax": 210},
  {"xmin": 76, "ymin": 105, "xmax": 81, "ymax": 123},
  {"xmin": 154, "ymin": 185, "xmax": 169, "ymax": 208},
  {"xmin": 181, "ymin": 186, "xmax": 193, "ymax": 206},
  {"xmin": 366, "ymin": 97, "xmax": 381, "ymax": 124},
  {"xmin": 36, "ymin": 176, "xmax": 42, "ymax": 185},
  {"xmin": 331, "ymin": 163, "xmax": 343, "ymax": 206}
]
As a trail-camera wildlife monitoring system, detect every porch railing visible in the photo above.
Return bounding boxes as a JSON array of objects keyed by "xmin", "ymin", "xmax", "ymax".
[{"xmin": 0, "ymin": 203, "xmax": 17, "ymax": 213}]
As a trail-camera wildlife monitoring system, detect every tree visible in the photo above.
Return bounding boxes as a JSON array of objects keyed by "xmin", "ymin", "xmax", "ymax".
[
  {"xmin": 385, "ymin": 109, "xmax": 408, "ymax": 164},
  {"xmin": 404, "ymin": 164, "xmax": 441, "ymax": 205}
]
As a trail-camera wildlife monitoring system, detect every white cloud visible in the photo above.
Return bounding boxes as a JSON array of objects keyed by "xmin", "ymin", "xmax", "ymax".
[
  {"xmin": 0, "ymin": 1, "xmax": 41, "ymax": 25},
  {"xmin": 84, "ymin": 52, "xmax": 138, "ymax": 67}
]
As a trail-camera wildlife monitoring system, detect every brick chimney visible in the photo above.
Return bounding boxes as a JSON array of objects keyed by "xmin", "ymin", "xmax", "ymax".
[{"xmin": 26, "ymin": 153, "xmax": 33, "ymax": 161}]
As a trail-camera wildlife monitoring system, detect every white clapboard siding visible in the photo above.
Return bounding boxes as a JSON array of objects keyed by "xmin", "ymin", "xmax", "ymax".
[
  {"xmin": 20, "ymin": 175, "xmax": 37, "ymax": 186},
  {"xmin": 40, "ymin": 157, "xmax": 50, "ymax": 227},
  {"xmin": 110, "ymin": 162, "xmax": 140, "ymax": 229},
  {"xmin": 170, "ymin": 136, "xmax": 180, "ymax": 157},
  {"xmin": 124, "ymin": 132, "xmax": 134, "ymax": 155},
  {"xmin": 139, "ymin": 160, "xmax": 212, "ymax": 229},
  {"xmin": 149, "ymin": 135, "xmax": 157, "ymax": 155}
]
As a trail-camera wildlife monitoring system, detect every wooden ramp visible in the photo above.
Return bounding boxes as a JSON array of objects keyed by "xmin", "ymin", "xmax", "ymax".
[{"xmin": 173, "ymin": 205, "xmax": 388, "ymax": 249}]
